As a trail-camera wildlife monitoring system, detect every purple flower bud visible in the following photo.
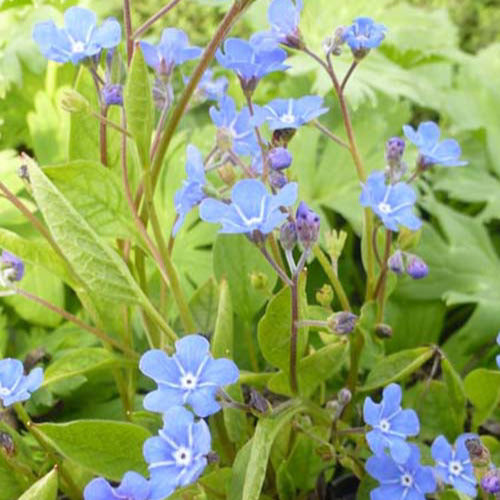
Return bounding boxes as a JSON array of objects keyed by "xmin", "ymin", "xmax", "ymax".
[
  {"xmin": 388, "ymin": 250, "xmax": 405, "ymax": 275},
  {"xmin": 328, "ymin": 311, "xmax": 358, "ymax": 335},
  {"xmin": 296, "ymin": 201, "xmax": 320, "ymax": 248},
  {"xmin": 406, "ymin": 254, "xmax": 428, "ymax": 280},
  {"xmin": 101, "ymin": 84, "xmax": 123, "ymax": 107},
  {"xmin": 280, "ymin": 221, "xmax": 297, "ymax": 251},
  {"xmin": 338, "ymin": 388, "xmax": 352, "ymax": 405},
  {"xmin": 270, "ymin": 170, "xmax": 287, "ymax": 189},
  {"xmin": 1, "ymin": 251, "xmax": 24, "ymax": 282},
  {"xmin": 481, "ymin": 469, "xmax": 500, "ymax": 495},
  {"xmin": 268, "ymin": 147, "xmax": 293, "ymax": 171},
  {"xmin": 385, "ymin": 137, "xmax": 405, "ymax": 167}
]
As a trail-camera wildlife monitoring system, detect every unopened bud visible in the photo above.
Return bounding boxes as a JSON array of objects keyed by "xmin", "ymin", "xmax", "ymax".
[
  {"xmin": 280, "ymin": 221, "xmax": 297, "ymax": 251},
  {"xmin": 385, "ymin": 137, "xmax": 405, "ymax": 168},
  {"xmin": 375, "ymin": 323, "xmax": 393, "ymax": 339},
  {"xmin": 60, "ymin": 90, "xmax": 89, "ymax": 114},
  {"xmin": 250, "ymin": 271, "xmax": 269, "ymax": 290},
  {"xmin": 249, "ymin": 388, "xmax": 271, "ymax": 414},
  {"xmin": 481, "ymin": 469, "xmax": 500, "ymax": 495},
  {"xmin": 397, "ymin": 227, "xmax": 421, "ymax": 250},
  {"xmin": 1, "ymin": 251, "xmax": 24, "ymax": 283},
  {"xmin": 325, "ymin": 230, "xmax": 347, "ymax": 261},
  {"xmin": 0, "ymin": 432, "xmax": 15, "ymax": 457},
  {"xmin": 388, "ymin": 250, "xmax": 405, "ymax": 275},
  {"xmin": 206, "ymin": 451, "xmax": 219, "ymax": 465},
  {"xmin": 406, "ymin": 254, "xmax": 428, "ymax": 280},
  {"xmin": 269, "ymin": 170, "xmax": 287, "ymax": 189},
  {"xmin": 216, "ymin": 128, "xmax": 233, "ymax": 153},
  {"xmin": 217, "ymin": 162, "xmax": 236, "ymax": 185},
  {"xmin": 316, "ymin": 284, "xmax": 334, "ymax": 307},
  {"xmin": 101, "ymin": 83, "xmax": 123, "ymax": 107},
  {"xmin": 338, "ymin": 388, "xmax": 352, "ymax": 406},
  {"xmin": 296, "ymin": 201, "xmax": 320, "ymax": 248},
  {"xmin": 272, "ymin": 128, "xmax": 296, "ymax": 147},
  {"xmin": 465, "ymin": 437, "xmax": 491, "ymax": 467},
  {"xmin": 326, "ymin": 400, "xmax": 340, "ymax": 414},
  {"xmin": 268, "ymin": 147, "xmax": 292, "ymax": 171},
  {"xmin": 328, "ymin": 312, "xmax": 357, "ymax": 335}
]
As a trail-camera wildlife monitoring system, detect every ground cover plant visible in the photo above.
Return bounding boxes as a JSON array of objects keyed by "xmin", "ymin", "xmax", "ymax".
[{"xmin": 0, "ymin": 0, "xmax": 499, "ymax": 499}]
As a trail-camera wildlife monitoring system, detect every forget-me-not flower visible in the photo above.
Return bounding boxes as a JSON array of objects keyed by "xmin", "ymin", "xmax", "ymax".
[
  {"xmin": 216, "ymin": 35, "xmax": 288, "ymax": 91},
  {"xmin": 141, "ymin": 28, "xmax": 202, "ymax": 75},
  {"xmin": 1, "ymin": 251, "xmax": 25, "ymax": 284},
  {"xmin": 403, "ymin": 122, "xmax": 467, "ymax": 168},
  {"xmin": 140, "ymin": 334, "xmax": 239, "ymax": 417},
  {"xmin": 210, "ymin": 96, "xmax": 260, "ymax": 156},
  {"xmin": 185, "ymin": 69, "xmax": 229, "ymax": 102},
  {"xmin": 0, "ymin": 359, "xmax": 43, "ymax": 407},
  {"xmin": 431, "ymin": 434, "xmax": 477, "ymax": 497},
  {"xmin": 262, "ymin": 0, "xmax": 304, "ymax": 48},
  {"xmin": 255, "ymin": 96, "xmax": 329, "ymax": 131},
  {"xmin": 173, "ymin": 145, "xmax": 206, "ymax": 236},
  {"xmin": 144, "ymin": 406, "xmax": 211, "ymax": 500},
  {"xmin": 33, "ymin": 7, "xmax": 121, "ymax": 65},
  {"xmin": 363, "ymin": 383, "xmax": 420, "ymax": 463},
  {"xmin": 200, "ymin": 179, "xmax": 298, "ymax": 235},
  {"xmin": 366, "ymin": 444, "xmax": 436, "ymax": 500},
  {"xmin": 360, "ymin": 171, "xmax": 422, "ymax": 232},
  {"xmin": 84, "ymin": 472, "xmax": 150, "ymax": 500},
  {"xmin": 343, "ymin": 17, "xmax": 387, "ymax": 57}
]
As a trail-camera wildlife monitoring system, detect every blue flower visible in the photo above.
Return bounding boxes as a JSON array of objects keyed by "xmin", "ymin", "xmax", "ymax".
[
  {"xmin": 141, "ymin": 28, "xmax": 202, "ymax": 74},
  {"xmin": 366, "ymin": 444, "xmax": 436, "ymax": 500},
  {"xmin": 255, "ymin": 96, "xmax": 329, "ymax": 131},
  {"xmin": 216, "ymin": 35, "xmax": 288, "ymax": 91},
  {"xmin": 33, "ymin": 7, "xmax": 121, "ymax": 65},
  {"xmin": 1, "ymin": 251, "xmax": 25, "ymax": 283},
  {"xmin": 144, "ymin": 406, "xmax": 211, "ymax": 500},
  {"xmin": 343, "ymin": 17, "xmax": 387, "ymax": 56},
  {"xmin": 185, "ymin": 69, "xmax": 228, "ymax": 102},
  {"xmin": 403, "ymin": 122, "xmax": 467, "ymax": 168},
  {"xmin": 363, "ymin": 383, "xmax": 420, "ymax": 463},
  {"xmin": 84, "ymin": 472, "xmax": 150, "ymax": 500},
  {"xmin": 200, "ymin": 179, "xmax": 298, "ymax": 235},
  {"xmin": 139, "ymin": 334, "xmax": 239, "ymax": 417},
  {"xmin": 264, "ymin": 0, "xmax": 303, "ymax": 48},
  {"xmin": 0, "ymin": 359, "xmax": 43, "ymax": 407},
  {"xmin": 431, "ymin": 434, "xmax": 477, "ymax": 497},
  {"xmin": 209, "ymin": 96, "xmax": 260, "ymax": 156},
  {"xmin": 360, "ymin": 171, "xmax": 421, "ymax": 232},
  {"xmin": 173, "ymin": 145, "xmax": 206, "ymax": 236}
]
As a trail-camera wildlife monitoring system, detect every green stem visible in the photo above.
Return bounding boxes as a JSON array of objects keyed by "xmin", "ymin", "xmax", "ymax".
[
  {"xmin": 99, "ymin": 104, "xmax": 108, "ymax": 167},
  {"xmin": 289, "ymin": 273, "xmax": 299, "ymax": 395},
  {"xmin": 374, "ymin": 229, "xmax": 392, "ymax": 323}
]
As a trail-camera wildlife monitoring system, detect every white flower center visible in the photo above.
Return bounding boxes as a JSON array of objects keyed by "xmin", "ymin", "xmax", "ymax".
[
  {"xmin": 401, "ymin": 473, "xmax": 413, "ymax": 488},
  {"xmin": 0, "ymin": 386, "xmax": 11, "ymax": 397},
  {"xmin": 173, "ymin": 447, "xmax": 192, "ymax": 467},
  {"xmin": 449, "ymin": 460, "xmax": 463, "ymax": 476},
  {"xmin": 378, "ymin": 202, "xmax": 392, "ymax": 214},
  {"xmin": 379, "ymin": 419, "xmax": 391, "ymax": 432},
  {"xmin": 180, "ymin": 373, "xmax": 197, "ymax": 390},
  {"xmin": 72, "ymin": 41, "xmax": 85, "ymax": 53},
  {"xmin": 281, "ymin": 113, "xmax": 296, "ymax": 124}
]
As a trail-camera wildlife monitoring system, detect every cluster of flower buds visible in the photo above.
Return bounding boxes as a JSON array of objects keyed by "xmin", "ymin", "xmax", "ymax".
[
  {"xmin": 384, "ymin": 137, "xmax": 407, "ymax": 183},
  {"xmin": 388, "ymin": 250, "xmax": 428, "ymax": 280},
  {"xmin": 323, "ymin": 26, "xmax": 346, "ymax": 57},
  {"xmin": 296, "ymin": 201, "xmax": 320, "ymax": 249}
]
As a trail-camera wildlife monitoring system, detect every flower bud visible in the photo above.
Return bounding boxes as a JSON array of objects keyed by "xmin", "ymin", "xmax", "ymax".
[
  {"xmin": 216, "ymin": 128, "xmax": 234, "ymax": 153},
  {"xmin": 272, "ymin": 128, "xmax": 296, "ymax": 147},
  {"xmin": 206, "ymin": 451, "xmax": 219, "ymax": 465},
  {"xmin": 406, "ymin": 254, "xmax": 429, "ymax": 280},
  {"xmin": 465, "ymin": 437, "xmax": 491, "ymax": 467},
  {"xmin": 388, "ymin": 250, "xmax": 405, "ymax": 275},
  {"xmin": 248, "ymin": 388, "xmax": 271, "ymax": 414},
  {"xmin": 316, "ymin": 284, "xmax": 334, "ymax": 307},
  {"xmin": 101, "ymin": 83, "xmax": 123, "ymax": 107},
  {"xmin": 280, "ymin": 221, "xmax": 297, "ymax": 251},
  {"xmin": 1, "ymin": 251, "xmax": 24, "ymax": 283},
  {"xmin": 0, "ymin": 432, "xmax": 15, "ymax": 457},
  {"xmin": 217, "ymin": 162, "xmax": 236, "ymax": 185},
  {"xmin": 60, "ymin": 90, "xmax": 90, "ymax": 114},
  {"xmin": 481, "ymin": 469, "xmax": 500, "ymax": 495},
  {"xmin": 268, "ymin": 147, "xmax": 292, "ymax": 171},
  {"xmin": 385, "ymin": 137, "xmax": 405, "ymax": 168},
  {"xmin": 375, "ymin": 323, "xmax": 393, "ymax": 339},
  {"xmin": 296, "ymin": 201, "xmax": 320, "ymax": 248},
  {"xmin": 250, "ymin": 271, "xmax": 269, "ymax": 290},
  {"xmin": 325, "ymin": 230, "xmax": 347, "ymax": 262},
  {"xmin": 337, "ymin": 388, "xmax": 352, "ymax": 406},
  {"xmin": 328, "ymin": 312, "xmax": 357, "ymax": 335},
  {"xmin": 269, "ymin": 171, "xmax": 287, "ymax": 189}
]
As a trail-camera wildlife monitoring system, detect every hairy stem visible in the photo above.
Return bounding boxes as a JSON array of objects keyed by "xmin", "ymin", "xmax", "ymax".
[
  {"xmin": 289, "ymin": 273, "xmax": 299, "ymax": 395},
  {"xmin": 259, "ymin": 246, "xmax": 293, "ymax": 287},
  {"xmin": 374, "ymin": 229, "xmax": 392, "ymax": 323},
  {"xmin": 132, "ymin": 0, "xmax": 184, "ymax": 39},
  {"xmin": 340, "ymin": 61, "xmax": 358, "ymax": 93},
  {"xmin": 313, "ymin": 120, "xmax": 349, "ymax": 150},
  {"xmin": 123, "ymin": 0, "xmax": 133, "ymax": 65},
  {"xmin": 99, "ymin": 104, "xmax": 109, "ymax": 166}
]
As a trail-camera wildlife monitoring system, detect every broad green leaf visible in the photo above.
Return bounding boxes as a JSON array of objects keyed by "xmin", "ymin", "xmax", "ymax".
[
  {"xmin": 0, "ymin": 454, "xmax": 24, "ymax": 500},
  {"xmin": 43, "ymin": 161, "xmax": 138, "ymax": 240},
  {"xmin": 441, "ymin": 357, "xmax": 467, "ymax": 429},
  {"xmin": 361, "ymin": 347, "xmax": 435, "ymax": 391},
  {"xmin": 18, "ymin": 468, "xmax": 57, "ymax": 500},
  {"xmin": 124, "ymin": 46, "xmax": 153, "ymax": 167},
  {"xmin": 214, "ymin": 235, "xmax": 277, "ymax": 321},
  {"xmin": 464, "ymin": 368, "xmax": 500, "ymax": 428},
  {"xmin": 276, "ymin": 463, "xmax": 295, "ymax": 500},
  {"xmin": 188, "ymin": 278, "xmax": 219, "ymax": 333},
  {"xmin": 35, "ymin": 420, "xmax": 150, "ymax": 480},
  {"xmin": 267, "ymin": 340, "xmax": 349, "ymax": 397}
]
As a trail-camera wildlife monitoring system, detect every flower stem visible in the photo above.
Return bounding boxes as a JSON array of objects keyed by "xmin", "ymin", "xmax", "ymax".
[
  {"xmin": 99, "ymin": 104, "xmax": 109, "ymax": 166},
  {"xmin": 313, "ymin": 120, "xmax": 349, "ymax": 149},
  {"xmin": 374, "ymin": 229, "xmax": 393, "ymax": 323},
  {"xmin": 132, "ymin": 0, "xmax": 184, "ymax": 39},
  {"xmin": 123, "ymin": 0, "xmax": 133, "ymax": 65},
  {"xmin": 340, "ymin": 61, "xmax": 358, "ymax": 93},
  {"xmin": 259, "ymin": 246, "xmax": 293, "ymax": 287},
  {"xmin": 289, "ymin": 273, "xmax": 299, "ymax": 395}
]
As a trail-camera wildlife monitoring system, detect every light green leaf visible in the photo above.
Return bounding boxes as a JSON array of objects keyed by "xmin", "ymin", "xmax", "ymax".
[
  {"xmin": 212, "ymin": 279, "xmax": 233, "ymax": 359},
  {"xmin": 18, "ymin": 469, "xmax": 58, "ymax": 500},
  {"xmin": 188, "ymin": 278, "xmax": 219, "ymax": 333},
  {"xmin": 441, "ymin": 357, "xmax": 467, "ymax": 428},
  {"xmin": 464, "ymin": 368, "xmax": 500, "ymax": 428},
  {"xmin": 0, "ymin": 454, "xmax": 24, "ymax": 500},
  {"xmin": 276, "ymin": 463, "xmax": 295, "ymax": 500}
]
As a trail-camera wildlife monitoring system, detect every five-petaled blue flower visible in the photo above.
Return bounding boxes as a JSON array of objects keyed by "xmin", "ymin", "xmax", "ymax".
[
  {"xmin": 264, "ymin": 0, "xmax": 303, "ymax": 48},
  {"xmin": 144, "ymin": 406, "xmax": 211, "ymax": 500},
  {"xmin": 360, "ymin": 171, "xmax": 421, "ymax": 232},
  {"xmin": 216, "ymin": 35, "xmax": 288, "ymax": 91},
  {"xmin": 33, "ymin": 7, "xmax": 121, "ymax": 65},
  {"xmin": 0, "ymin": 358, "xmax": 43, "ymax": 407},
  {"xmin": 431, "ymin": 434, "xmax": 477, "ymax": 497},
  {"xmin": 200, "ymin": 179, "xmax": 298, "ymax": 235},
  {"xmin": 366, "ymin": 444, "xmax": 436, "ymax": 500},
  {"xmin": 403, "ymin": 122, "xmax": 467, "ymax": 168},
  {"xmin": 343, "ymin": 17, "xmax": 387, "ymax": 56},
  {"xmin": 255, "ymin": 96, "xmax": 329, "ymax": 131},
  {"xmin": 1, "ymin": 251, "xmax": 25, "ymax": 283},
  {"xmin": 186, "ymin": 69, "xmax": 229, "ymax": 102},
  {"xmin": 84, "ymin": 471, "xmax": 150, "ymax": 500},
  {"xmin": 141, "ymin": 28, "xmax": 202, "ymax": 75},
  {"xmin": 363, "ymin": 383, "xmax": 420, "ymax": 463},
  {"xmin": 173, "ymin": 145, "xmax": 206, "ymax": 236},
  {"xmin": 140, "ymin": 334, "xmax": 239, "ymax": 417},
  {"xmin": 210, "ymin": 96, "xmax": 260, "ymax": 156}
]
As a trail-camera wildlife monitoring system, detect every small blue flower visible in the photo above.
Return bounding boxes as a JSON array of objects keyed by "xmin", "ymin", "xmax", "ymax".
[
  {"xmin": 1, "ymin": 251, "xmax": 25, "ymax": 283},
  {"xmin": 496, "ymin": 332, "xmax": 500, "ymax": 369},
  {"xmin": 84, "ymin": 472, "xmax": 150, "ymax": 500},
  {"xmin": 144, "ymin": 406, "xmax": 211, "ymax": 500},
  {"xmin": 101, "ymin": 84, "xmax": 123, "ymax": 107},
  {"xmin": 209, "ymin": 96, "xmax": 260, "ymax": 156},
  {"xmin": 173, "ymin": 145, "xmax": 207, "ymax": 236},
  {"xmin": 199, "ymin": 179, "xmax": 298, "ymax": 235},
  {"xmin": 0, "ymin": 359, "xmax": 43, "ymax": 407},
  {"xmin": 366, "ymin": 444, "xmax": 436, "ymax": 500},
  {"xmin": 403, "ymin": 122, "xmax": 467, "ymax": 168},
  {"xmin": 264, "ymin": 0, "xmax": 303, "ymax": 48},
  {"xmin": 33, "ymin": 7, "xmax": 121, "ymax": 65},
  {"xmin": 432, "ymin": 434, "xmax": 477, "ymax": 497},
  {"xmin": 141, "ymin": 28, "xmax": 202, "ymax": 74},
  {"xmin": 360, "ymin": 171, "xmax": 421, "ymax": 232},
  {"xmin": 255, "ymin": 96, "xmax": 329, "ymax": 131},
  {"xmin": 216, "ymin": 35, "xmax": 288, "ymax": 91},
  {"xmin": 363, "ymin": 383, "xmax": 420, "ymax": 463},
  {"xmin": 343, "ymin": 17, "xmax": 387, "ymax": 56},
  {"xmin": 185, "ymin": 69, "xmax": 228, "ymax": 102},
  {"xmin": 140, "ymin": 334, "xmax": 239, "ymax": 418}
]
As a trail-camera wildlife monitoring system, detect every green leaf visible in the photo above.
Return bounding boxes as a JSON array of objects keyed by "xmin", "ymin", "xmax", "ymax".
[
  {"xmin": 361, "ymin": 347, "xmax": 435, "ymax": 391},
  {"xmin": 212, "ymin": 279, "xmax": 233, "ymax": 359},
  {"xmin": 188, "ymin": 278, "xmax": 219, "ymax": 333},
  {"xmin": 214, "ymin": 235, "xmax": 277, "ymax": 321},
  {"xmin": 18, "ymin": 469, "xmax": 58, "ymax": 500},
  {"xmin": 124, "ymin": 46, "xmax": 153, "ymax": 167},
  {"xmin": 267, "ymin": 340, "xmax": 349, "ymax": 397},
  {"xmin": 441, "ymin": 358, "xmax": 467, "ymax": 426},
  {"xmin": 464, "ymin": 368, "xmax": 500, "ymax": 428},
  {"xmin": 35, "ymin": 420, "xmax": 150, "ymax": 480},
  {"xmin": 276, "ymin": 463, "xmax": 295, "ymax": 500},
  {"xmin": 0, "ymin": 454, "xmax": 24, "ymax": 500}
]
